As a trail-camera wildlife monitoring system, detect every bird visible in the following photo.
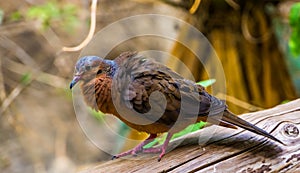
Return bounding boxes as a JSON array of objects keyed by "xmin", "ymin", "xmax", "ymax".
[{"xmin": 70, "ymin": 51, "xmax": 283, "ymax": 161}]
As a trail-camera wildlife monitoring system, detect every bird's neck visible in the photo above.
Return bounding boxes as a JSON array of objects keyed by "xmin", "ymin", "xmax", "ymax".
[
  {"xmin": 114, "ymin": 51, "xmax": 137, "ymax": 66},
  {"xmin": 104, "ymin": 60, "xmax": 118, "ymax": 77}
]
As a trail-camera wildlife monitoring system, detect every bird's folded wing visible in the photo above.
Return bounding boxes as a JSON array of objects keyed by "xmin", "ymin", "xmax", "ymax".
[{"xmin": 114, "ymin": 55, "xmax": 217, "ymax": 125}]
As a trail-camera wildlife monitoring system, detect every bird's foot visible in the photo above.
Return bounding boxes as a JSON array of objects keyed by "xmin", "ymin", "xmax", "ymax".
[
  {"xmin": 112, "ymin": 146, "xmax": 166, "ymax": 161},
  {"xmin": 112, "ymin": 145, "xmax": 143, "ymax": 160},
  {"xmin": 112, "ymin": 133, "xmax": 171, "ymax": 161},
  {"xmin": 143, "ymin": 147, "xmax": 166, "ymax": 162},
  {"xmin": 112, "ymin": 134, "xmax": 157, "ymax": 160}
]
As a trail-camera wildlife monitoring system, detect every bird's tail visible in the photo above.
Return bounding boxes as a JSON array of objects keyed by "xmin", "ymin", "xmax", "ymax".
[{"xmin": 219, "ymin": 110, "xmax": 284, "ymax": 144}]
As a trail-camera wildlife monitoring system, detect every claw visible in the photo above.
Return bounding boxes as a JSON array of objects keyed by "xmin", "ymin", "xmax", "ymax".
[
  {"xmin": 111, "ymin": 133, "xmax": 172, "ymax": 161},
  {"xmin": 132, "ymin": 152, "xmax": 138, "ymax": 157},
  {"xmin": 112, "ymin": 134, "xmax": 157, "ymax": 159},
  {"xmin": 111, "ymin": 155, "xmax": 118, "ymax": 160},
  {"xmin": 142, "ymin": 133, "xmax": 172, "ymax": 162},
  {"xmin": 158, "ymin": 148, "xmax": 166, "ymax": 162}
]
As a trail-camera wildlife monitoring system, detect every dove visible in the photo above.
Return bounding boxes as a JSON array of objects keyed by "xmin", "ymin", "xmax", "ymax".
[{"xmin": 70, "ymin": 51, "xmax": 283, "ymax": 161}]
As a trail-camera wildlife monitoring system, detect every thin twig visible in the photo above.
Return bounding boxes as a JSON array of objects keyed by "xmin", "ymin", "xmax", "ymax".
[
  {"xmin": 189, "ymin": 0, "xmax": 201, "ymax": 14},
  {"xmin": 0, "ymin": 21, "xmax": 33, "ymax": 36},
  {"xmin": 0, "ymin": 60, "xmax": 39, "ymax": 115},
  {"xmin": 0, "ymin": 79, "xmax": 33, "ymax": 115},
  {"xmin": 225, "ymin": 0, "xmax": 240, "ymax": 10},
  {"xmin": 0, "ymin": 54, "xmax": 6, "ymax": 103},
  {"xmin": 0, "ymin": 36, "xmax": 38, "ymax": 67},
  {"xmin": 62, "ymin": 0, "xmax": 98, "ymax": 52},
  {"xmin": 40, "ymin": 28, "xmax": 63, "ymax": 51},
  {"xmin": 4, "ymin": 59, "xmax": 67, "ymax": 89},
  {"xmin": 0, "ymin": 35, "xmax": 39, "ymax": 116},
  {"xmin": 5, "ymin": 67, "xmax": 67, "ymax": 125}
]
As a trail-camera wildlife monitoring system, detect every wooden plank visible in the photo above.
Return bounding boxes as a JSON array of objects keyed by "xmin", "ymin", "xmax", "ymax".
[{"xmin": 79, "ymin": 99, "xmax": 300, "ymax": 173}]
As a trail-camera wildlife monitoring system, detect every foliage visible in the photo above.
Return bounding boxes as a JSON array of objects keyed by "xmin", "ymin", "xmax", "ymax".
[
  {"xmin": 24, "ymin": 1, "xmax": 79, "ymax": 31},
  {"xmin": 0, "ymin": 9, "xmax": 3, "ymax": 25},
  {"xmin": 89, "ymin": 108, "xmax": 105, "ymax": 122},
  {"xmin": 289, "ymin": 2, "xmax": 300, "ymax": 57},
  {"xmin": 143, "ymin": 121, "xmax": 207, "ymax": 149},
  {"xmin": 20, "ymin": 73, "xmax": 31, "ymax": 85},
  {"xmin": 281, "ymin": 100, "xmax": 290, "ymax": 104},
  {"xmin": 196, "ymin": 79, "xmax": 216, "ymax": 87},
  {"xmin": 9, "ymin": 11, "xmax": 22, "ymax": 22}
]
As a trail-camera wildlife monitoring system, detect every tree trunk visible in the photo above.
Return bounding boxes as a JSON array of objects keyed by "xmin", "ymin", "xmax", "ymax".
[{"xmin": 167, "ymin": 0, "xmax": 297, "ymax": 113}]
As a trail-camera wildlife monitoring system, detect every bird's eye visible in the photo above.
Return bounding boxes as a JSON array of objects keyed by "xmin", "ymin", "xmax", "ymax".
[
  {"xmin": 97, "ymin": 69, "xmax": 103, "ymax": 74},
  {"xmin": 85, "ymin": 66, "xmax": 91, "ymax": 71}
]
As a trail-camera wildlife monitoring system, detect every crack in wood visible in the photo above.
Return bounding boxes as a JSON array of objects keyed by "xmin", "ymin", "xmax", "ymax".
[
  {"xmin": 286, "ymin": 153, "xmax": 300, "ymax": 163},
  {"xmin": 186, "ymin": 141, "xmax": 270, "ymax": 172},
  {"xmin": 241, "ymin": 164, "xmax": 271, "ymax": 173}
]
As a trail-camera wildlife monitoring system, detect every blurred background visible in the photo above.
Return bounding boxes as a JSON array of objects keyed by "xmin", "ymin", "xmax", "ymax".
[{"xmin": 0, "ymin": 0, "xmax": 299, "ymax": 172}]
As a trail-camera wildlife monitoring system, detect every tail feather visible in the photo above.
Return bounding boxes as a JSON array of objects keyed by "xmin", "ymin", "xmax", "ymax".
[{"xmin": 219, "ymin": 110, "xmax": 284, "ymax": 144}]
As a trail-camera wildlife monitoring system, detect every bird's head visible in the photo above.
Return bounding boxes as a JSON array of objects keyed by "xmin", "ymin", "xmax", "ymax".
[{"xmin": 69, "ymin": 56, "xmax": 117, "ymax": 89}]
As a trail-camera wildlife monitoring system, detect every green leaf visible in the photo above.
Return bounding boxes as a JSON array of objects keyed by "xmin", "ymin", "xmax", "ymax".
[
  {"xmin": 45, "ymin": 2, "xmax": 60, "ymax": 18},
  {"xmin": 62, "ymin": 4, "xmax": 78, "ymax": 15},
  {"xmin": 25, "ymin": 1, "xmax": 78, "ymax": 31},
  {"xmin": 60, "ymin": 4, "xmax": 79, "ymax": 32},
  {"xmin": 196, "ymin": 79, "xmax": 216, "ymax": 87},
  {"xmin": 289, "ymin": 3, "xmax": 300, "ymax": 57},
  {"xmin": 172, "ymin": 121, "xmax": 206, "ymax": 139},
  {"xmin": 20, "ymin": 73, "xmax": 31, "ymax": 85},
  {"xmin": 143, "ymin": 121, "xmax": 207, "ymax": 149},
  {"xmin": 88, "ymin": 108, "xmax": 105, "ymax": 122},
  {"xmin": 0, "ymin": 9, "xmax": 4, "ymax": 25},
  {"xmin": 143, "ymin": 135, "xmax": 165, "ymax": 149},
  {"xmin": 281, "ymin": 100, "xmax": 290, "ymax": 104},
  {"xmin": 289, "ymin": 29, "xmax": 300, "ymax": 57},
  {"xmin": 117, "ymin": 122, "xmax": 131, "ymax": 137},
  {"xmin": 289, "ymin": 3, "xmax": 300, "ymax": 27},
  {"xmin": 62, "ymin": 88, "xmax": 73, "ymax": 101},
  {"xmin": 10, "ymin": 11, "xmax": 22, "ymax": 22}
]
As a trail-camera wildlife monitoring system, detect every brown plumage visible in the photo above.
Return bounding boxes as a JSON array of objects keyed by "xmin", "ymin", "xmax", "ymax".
[{"xmin": 70, "ymin": 51, "xmax": 283, "ymax": 161}]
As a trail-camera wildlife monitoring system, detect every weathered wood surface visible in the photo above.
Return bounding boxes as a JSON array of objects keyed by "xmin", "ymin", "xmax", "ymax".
[{"xmin": 79, "ymin": 99, "xmax": 300, "ymax": 173}]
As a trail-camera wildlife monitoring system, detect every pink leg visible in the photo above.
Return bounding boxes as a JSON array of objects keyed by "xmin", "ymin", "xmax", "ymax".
[
  {"xmin": 142, "ymin": 132, "xmax": 173, "ymax": 161},
  {"xmin": 112, "ymin": 134, "xmax": 157, "ymax": 159}
]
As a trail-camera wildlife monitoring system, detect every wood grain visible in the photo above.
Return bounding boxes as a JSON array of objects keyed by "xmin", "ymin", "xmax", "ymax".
[{"xmin": 79, "ymin": 99, "xmax": 300, "ymax": 173}]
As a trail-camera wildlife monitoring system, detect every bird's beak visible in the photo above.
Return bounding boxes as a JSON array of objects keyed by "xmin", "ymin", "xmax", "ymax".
[{"xmin": 70, "ymin": 75, "xmax": 81, "ymax": 89}]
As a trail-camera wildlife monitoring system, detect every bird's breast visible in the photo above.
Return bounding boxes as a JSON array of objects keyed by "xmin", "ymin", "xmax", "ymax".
[{"xmin": 81, "ymin": 77, "xmax": 117, "ymax": 115}]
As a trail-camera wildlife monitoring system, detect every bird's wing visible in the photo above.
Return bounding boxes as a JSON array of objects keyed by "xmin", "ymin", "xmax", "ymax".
[{"xmin": 113, "ymin": 54, "xmax": 214, "ymax": 126}]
